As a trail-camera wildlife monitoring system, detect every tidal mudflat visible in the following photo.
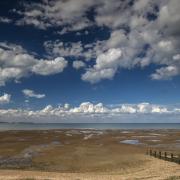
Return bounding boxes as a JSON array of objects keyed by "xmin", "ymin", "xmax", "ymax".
[{"xmin": 0, "ymin": 129, "xmax": 180, "ymax": 179}]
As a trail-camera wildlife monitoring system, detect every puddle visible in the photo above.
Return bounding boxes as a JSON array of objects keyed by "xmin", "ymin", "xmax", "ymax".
[
  {"xmin": 51, "ymin": 141, "xmax": 61, "ymax": 145},
  {"xmin": 84, "ymin": 134, "xmax": 94, "ymax": 140},
  {"xmin": 120, "ymin": 139, "xmax": 141, "ymax": 145},
  {"xmin": 18, "ymin": 138, "xmax": 26, "ymax": 142},
  {"xmin": 121, "ymin": 131, "xmax": 132, "ymax": 134},
  {"xmin": 132, "ymin": 135, "xmax": 157, "ymax": 138},
  {"xmin": 148, "ymin": 139, "xmax": 161, "ymax": 142},
  {"xmin": 66, "ymin": 130, "xmax": 81, "ymax": 135},
  {"xmin": 149, "ymin": 133, "xmax": 166, "ymax": 136}
]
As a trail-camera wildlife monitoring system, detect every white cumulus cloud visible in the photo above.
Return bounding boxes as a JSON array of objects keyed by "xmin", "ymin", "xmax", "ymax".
[
  {"xmin": 151, "ymin": 66, "xmax": 179, "ymax": 80},
  {"xmin": 0, "ymin": 93, "xmax": 11, "ymax": 104},
  {"xmin": 22, "ymin": 89, "xmax": 46, "ymax": 99},
  {"xmin": 73, "ymin": 60, "xmax": 86, "ymax": 70},
  {"xmin": 0, "ymin": 42, "xmax": 68, "ymax": 86},
  {"xmin": 0, "ymin": 102, "xmax": 179, "ymax": 123},
  {"xmin": 32, "ymin": 57, "xmax": 67, "ymax": 75},
  {"xmin": 82, "ymin": 48, "xmax": 122, "ymax": 83}
]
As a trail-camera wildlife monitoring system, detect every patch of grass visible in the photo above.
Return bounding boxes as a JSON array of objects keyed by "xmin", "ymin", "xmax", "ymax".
[
  {"xmin": 18, "ymin": 179, "xmax": 51, "ymax": 180},
  {"xmin": 18, "ymin": 178, "xmax": 36, "ymax": 180},
  {"xmin": 165, "ymin": 176, "xmax": 180, "ymax": 180}
]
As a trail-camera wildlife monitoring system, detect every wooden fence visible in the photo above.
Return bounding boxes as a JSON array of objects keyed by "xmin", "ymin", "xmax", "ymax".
[{"xmin": 146, "ymin": 149, "xmax": 180, "ymax": 164}]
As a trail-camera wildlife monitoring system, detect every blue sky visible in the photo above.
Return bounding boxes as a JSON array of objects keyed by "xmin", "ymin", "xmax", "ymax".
[{"xmin": 0, "ymin": 0, "xmax": 180, "ymax": 122}]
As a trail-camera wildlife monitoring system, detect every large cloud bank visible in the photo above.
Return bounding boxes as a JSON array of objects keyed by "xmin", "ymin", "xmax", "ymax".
[{"xmin": 0, "ymin": 102, "xmax": 180, "ymax": 123}]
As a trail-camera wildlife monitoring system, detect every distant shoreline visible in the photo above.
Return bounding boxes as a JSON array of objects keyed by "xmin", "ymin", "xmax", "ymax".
[{"xmin": 0, "ymin": 122, "xmax": 180, "ymax": 131}]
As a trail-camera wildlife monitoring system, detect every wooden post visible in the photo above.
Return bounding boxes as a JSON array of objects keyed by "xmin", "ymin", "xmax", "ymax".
[
  {"xmin": 171, "ymin": 153, "xmax": 174, "ymax": 161},
  {"xmin": 159, "ymin": 151, "xmax": 161, "ymax": 159},
  {"xmin": 146, "ymin": 150, "xmax": 180, "ymax": 164},
  {"xmin": 164, "ymin": 152, "xmax": 167, "ymax": 160},
  {"xmin": 178, "ymin": 155, "xmax": 180, "ymax": 164},
  {"xmin": 154, "ymin": 151, "xmax": 156, "ymax": 157}
]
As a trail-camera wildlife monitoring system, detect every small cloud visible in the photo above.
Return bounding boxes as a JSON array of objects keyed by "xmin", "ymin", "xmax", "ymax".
[
  {"xmin": 32, "ymin": 57, "xmax": 68, "ymax": 76},
  {"xmin": 25, "ymin": 99, "xmax": 29, "ymax": 103},
  {"xmin": 22, "ymin": 89, "xmax": 46, "ymax": 99},
  {"xmin": 0, "ymin": 93, "xmax": 11, "ymax": 104},
  {"xmin": 151, "ymin": 66, "xmax": 179, "ymax": 80},
  {"xmin": 0, "ymin": 17, "xmax": 12, "ymax": 23},
  {"xmin": 72, "ymin": 60, "xmax": 86, "ymax": 70}
]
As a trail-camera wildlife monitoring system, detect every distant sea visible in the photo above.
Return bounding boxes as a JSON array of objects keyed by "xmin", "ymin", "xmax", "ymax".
[{"xmin": 0, "ymin": 122, "xmax": 180, "ymax": 130}]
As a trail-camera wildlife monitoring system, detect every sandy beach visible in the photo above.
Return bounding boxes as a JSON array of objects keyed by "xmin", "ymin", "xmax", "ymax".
[
  {"xmin": 0, "ymin": 129, "xmax": 179, "ymax": 179},
  {"xmin": 0, "ymin": 157, "xmax": 180, "ymax": 180}
]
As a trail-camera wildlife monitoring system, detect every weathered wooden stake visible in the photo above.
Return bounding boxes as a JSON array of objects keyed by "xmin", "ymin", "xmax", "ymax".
[
  {"xmin": 147, "ymin": 150, "xmax": 180, "ymax": 165},
  {"xmin": 159, "ymin": 151, "xmax": 161, "ymax": 159},
  {"xmin": 154, "ymin": 151, "xmax": 157, "ymax": 157},
  {"xmin": 164, "ymin": 152, "xmax": 167, "ymax": 160},
  {"xmin": 171, "ymin": 153, "xmax": 174, "ymax": 161}
]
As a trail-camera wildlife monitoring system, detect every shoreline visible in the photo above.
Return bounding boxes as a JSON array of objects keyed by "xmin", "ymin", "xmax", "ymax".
[{"xmin": 0, "ymin": 122, "xmax": 180, "ymax": 131}]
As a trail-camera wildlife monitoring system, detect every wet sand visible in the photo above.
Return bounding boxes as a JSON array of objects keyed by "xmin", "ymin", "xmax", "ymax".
[{"xmin": 0, "ymin": 129, "xmax": 179, "ymax": 179}]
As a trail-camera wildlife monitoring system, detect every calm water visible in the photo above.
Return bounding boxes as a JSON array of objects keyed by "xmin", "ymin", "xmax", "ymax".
[{"xmin": 0, "ymin": 123, "xmax": 180, "ymax": 130}]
